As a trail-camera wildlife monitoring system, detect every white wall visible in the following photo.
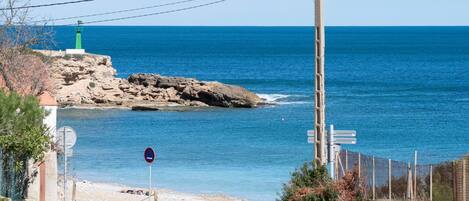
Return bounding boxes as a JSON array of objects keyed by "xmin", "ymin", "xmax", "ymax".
[{"xmin": 43, "ymin": 106, "xmax": 58, "ymax": 141}]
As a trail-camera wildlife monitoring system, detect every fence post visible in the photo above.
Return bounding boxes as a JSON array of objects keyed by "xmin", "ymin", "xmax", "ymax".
[
  {"xmin": 389, "ymin": 159, "xmax": 392, "ymax": 201},
  {"xmin": 414, "ymin": 151, "xmax": 417, "ymax": 199},
  {"xmin": 345, "ymin": 150, "xmax": 348, "ymax": 171},
  {"xmin": 407, "ymin": 162, "xmax": 412, "ymax": 200},
  {"xmin": 72, "ymin": 180, "xmax": 76, "ymax": 201},
  {"xmin": 373, "ymin": 156, "xmax": 376, "ymax": 200},
  {"xmin": 430, "ymin": 165, "xmax": 432, "ymax": 201},
  {"xmin": 358, "ymin": 153, "xmax": 361, "ymax": 179},
  {"xmin": 334, "ymin": 152, "xmax": 340, "ymax": 180},
  {"xmin": 462, "ymin": 158, "xmax": 466, "ymax": 201},
  {"xmin": 453, "ymin": 161, "xmax": 457, "ymax": 201}
]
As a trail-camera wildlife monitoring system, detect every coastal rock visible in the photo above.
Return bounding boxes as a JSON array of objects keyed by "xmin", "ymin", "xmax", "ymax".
[
  {"xmin": 36, "ymin": 50, "xmax": 261, "ymax": 108},
  {"xmin": 128, "ymin": 74, "xmax": 261, "ymax": 108},
  {"xmin": 131, "ymin": 105, "xmax": 160, "ymax": 111}
]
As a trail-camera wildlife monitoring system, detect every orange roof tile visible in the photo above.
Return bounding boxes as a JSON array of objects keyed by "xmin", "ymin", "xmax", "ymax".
[{"xmin": 38, "ymin": 91, "xmax": 58, "ymax": 106}]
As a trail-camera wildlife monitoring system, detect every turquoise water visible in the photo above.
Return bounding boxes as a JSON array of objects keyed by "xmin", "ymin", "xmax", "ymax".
[{"xmin": 55, "ymin": 27, "xmax": 469, "ymax": 200}]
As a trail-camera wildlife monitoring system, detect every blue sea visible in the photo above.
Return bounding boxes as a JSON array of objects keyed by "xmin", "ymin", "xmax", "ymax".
[{"xmin": 54, "ymin": 26, "xmax": 469, "ymax": 200}]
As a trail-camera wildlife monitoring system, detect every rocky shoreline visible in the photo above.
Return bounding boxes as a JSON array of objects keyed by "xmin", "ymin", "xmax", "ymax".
[{"xmin": 37, "ymin": 50, "xmax": 262, "ymax": 109}]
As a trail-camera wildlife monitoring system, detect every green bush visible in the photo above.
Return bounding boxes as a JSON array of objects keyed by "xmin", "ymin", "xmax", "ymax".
[
  {"xmin": 63, "ymin": 54, "xmax": 84, "ymax": 60},
  {"xmin": 279, "ymin": 163, "xmax": 338, "ymax": 201},
  {"xmin": 0, "ymin": 90, "xmax": 52, "ymax": 199},
  {"xmin": 280, "ymin": 163, "xmax": 367, "ymax": 201},
  {"xmin": 0, "ymin": 90, "xmax": 52, "ymax": 168},
  {"xmin": 431, "ymin": 162, "xmax": 454, "ymax": 201}
]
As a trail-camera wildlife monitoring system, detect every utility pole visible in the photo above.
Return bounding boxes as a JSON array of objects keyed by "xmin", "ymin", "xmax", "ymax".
[
  {"xmin": 308, "ymin": 0, "xmax": 357, "ymax": 179},
  {"xmin": 314, "ymin": 0, "xmax": 326, "ymax": 166}
]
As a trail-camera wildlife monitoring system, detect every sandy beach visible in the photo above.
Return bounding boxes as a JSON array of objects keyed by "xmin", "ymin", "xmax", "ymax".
[{"xmin": 59, "ymin": 180, "xmax": 243, "ymax": 201}]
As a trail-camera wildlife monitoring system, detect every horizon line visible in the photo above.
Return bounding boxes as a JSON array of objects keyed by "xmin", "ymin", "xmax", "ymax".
[{"xmin": 49, "ymin": 25, "xmax": 469, "ymax": 27}]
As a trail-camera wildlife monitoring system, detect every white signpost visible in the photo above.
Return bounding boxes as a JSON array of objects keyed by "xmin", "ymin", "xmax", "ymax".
[
  {"xmin": 144, "ymin": 147, "xmax": 156, "ymax": 201},
  {"xmin": 57, "ymin": 126, "xmax": 77, "ymax": 201},
  {"xmin": 307, "ymin": 127, "xmax": 357, "ymax": 145},
  {"xmin": 308, "ymin": 125, "xmax": 357, "ymax": 179}
]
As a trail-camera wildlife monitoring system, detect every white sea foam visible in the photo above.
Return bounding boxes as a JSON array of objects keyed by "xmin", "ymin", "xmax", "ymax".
[
  {"xmin": 277, "ymin": 101, "xmax": 310, "ymax": 105},
  {"xmin": 257, "ymin": 94, "xmax": 290, "ymax": 102},
  {"xmin": 257, "ymin": 94, "xmax": 310, "ymax": 105}
]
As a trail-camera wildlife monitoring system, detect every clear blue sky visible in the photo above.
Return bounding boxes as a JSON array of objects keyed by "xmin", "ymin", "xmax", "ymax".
[{"xmin": 30, "ymin": 0, "xmax": 469, "ymax": 26}]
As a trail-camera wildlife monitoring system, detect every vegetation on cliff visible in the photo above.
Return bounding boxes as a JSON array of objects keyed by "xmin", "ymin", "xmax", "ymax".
[{"xmin": 0, "ymin": 0, "xmax": 53, "ymax": 96}]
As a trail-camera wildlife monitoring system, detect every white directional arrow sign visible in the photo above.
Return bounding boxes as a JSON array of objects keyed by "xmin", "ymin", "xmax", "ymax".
[
  {"xmin": 307, "ymin": 130, "xmax": 356, "ymax": 144},
  {"xmin": 333, "ymin": 130, "xmax": 356, "ymax": 137},
  {"xmin": 332, "ymin": 130, "xmax": 356, "ymax": 145},
  {"xmin": 307, "ymin": 130, "xmax": 316, "ymax": 144},
  {"xmin": 307, "ymin": 125, "xmax": 357, "ymax": 180},
  {"xmin": 334, "ymin": 138, "xmax": 357, "ymax": 145}
]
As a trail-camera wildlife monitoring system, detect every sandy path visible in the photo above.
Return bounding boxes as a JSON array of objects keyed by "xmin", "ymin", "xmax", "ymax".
[{"xmin": 59, "ymin": 180, "xmax": 244, "ymax": 201}]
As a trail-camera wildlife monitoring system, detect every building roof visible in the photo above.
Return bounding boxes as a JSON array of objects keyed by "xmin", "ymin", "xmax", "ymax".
[{"xmin": 38, "ymin": 91, "xmax": 58, "ymax": 106}]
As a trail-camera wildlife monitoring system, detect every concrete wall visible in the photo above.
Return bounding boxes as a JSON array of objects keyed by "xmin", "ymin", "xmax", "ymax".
[
  {"xmin": 43, "ymin": 106, "xmax": 58, "ymax": 140},
  {"xmin": 26, "ymin": 105, "xmax": 59, "ymax": 201},
  {"xmin": 43, "ymin": 105, "xmax": 58, "ymax": 201},
  {"xmin": 44, "ymin": 152, "xmax": 58, "ymax": 201}
]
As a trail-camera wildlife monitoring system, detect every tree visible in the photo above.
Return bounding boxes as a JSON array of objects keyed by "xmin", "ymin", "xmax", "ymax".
[
  {"xmin": 0, "ymin": 0, "xmax": 53, "ymax": 96},
  {"xmin": 0, "ymin": 90, "xmax": 51, "ymax": 199}
]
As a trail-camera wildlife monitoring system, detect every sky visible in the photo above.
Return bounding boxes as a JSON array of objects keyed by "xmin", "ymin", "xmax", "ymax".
[{"xmin": 26, "ymin": 0, "xmax": 469, "ymax": 26}]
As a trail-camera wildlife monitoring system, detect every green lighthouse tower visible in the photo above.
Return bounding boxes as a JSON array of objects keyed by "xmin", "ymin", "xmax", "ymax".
[{"xmin": 75, "ymin": 20, "xmax": 83, "ymax": 49}]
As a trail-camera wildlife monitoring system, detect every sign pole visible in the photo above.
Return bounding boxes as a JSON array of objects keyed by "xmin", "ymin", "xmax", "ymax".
[
  {"xmin": 149, "ymin": 164, "xmax": 152, "ymax": 201},
  {"xmin": 56, "ymin": 126, "xmax": 77, "ymax": 201},
  {"xmin": 144, "ymin": 147, "xmax": 156, "ymax": 201},
  {"xmin": 328, "ymin": 124, "xmax": 335, "ymax": 179}
]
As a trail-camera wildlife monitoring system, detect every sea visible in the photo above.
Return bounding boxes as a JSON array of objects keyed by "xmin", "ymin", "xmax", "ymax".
[{"xmin": 52, "ymin": 26, "xmax": 469, "ymax": 201}]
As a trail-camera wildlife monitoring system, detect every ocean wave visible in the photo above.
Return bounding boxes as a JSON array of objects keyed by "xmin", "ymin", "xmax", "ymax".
[
  {"xmin": 257, "ymin": 94, "xmax": 310, "ymax": 105},
  {"xmin": 257, "ymin": 94, "xmax": 290, "ymax": 102}
]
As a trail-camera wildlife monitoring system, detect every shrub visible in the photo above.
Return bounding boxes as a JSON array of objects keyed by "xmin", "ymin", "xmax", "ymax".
[
  {"xmin": 279, "ymin": 163, "xmax": 366, "ymax": 201},
  {"xmin": 63, "ymin": 54, "xmax": 84, "ymax": 61},
  {"xmin": 431, "ymin": 162, "xmax": 454, "ymax": 201},
  {"xmin": 279, "ymin": 163, "xmax": 337, "ymax": 201},
  {"xmin": 0, "ymin": 90, "xmax": 51, "ymax": 164},
  {"xmin": 0, "ymin": 90, "xmax": 52, "ymax": 199}
]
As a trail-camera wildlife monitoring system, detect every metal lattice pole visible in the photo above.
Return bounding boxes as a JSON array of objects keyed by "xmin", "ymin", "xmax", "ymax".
[{"xmin": 314, "ymin": 0, "xmax": 326, "ymax": 166}]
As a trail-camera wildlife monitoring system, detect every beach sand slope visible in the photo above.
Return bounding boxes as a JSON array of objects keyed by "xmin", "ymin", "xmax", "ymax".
[{"xmin": 60, "ymin": 181, "xmax": 243, "ymax": 201}]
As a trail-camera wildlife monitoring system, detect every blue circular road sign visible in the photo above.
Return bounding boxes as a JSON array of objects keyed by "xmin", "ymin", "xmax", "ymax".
[{"xmin": 144, "ymin": 147, "xmax": 156, "ymax": 164}]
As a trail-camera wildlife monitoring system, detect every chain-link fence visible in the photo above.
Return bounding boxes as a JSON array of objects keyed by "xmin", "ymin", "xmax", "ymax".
[
  {"xmin": 0, "ymin": 149, "xmax": 29, "ymax": 201},
  {"xmin": 336, "ymin": 150, "xmax": 461, "ymax": 201}
]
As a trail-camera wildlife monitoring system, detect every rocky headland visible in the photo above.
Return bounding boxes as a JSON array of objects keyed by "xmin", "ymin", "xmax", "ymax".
[{"xmin": 36, "ymin": 50, "xmax": 262, "ymax": 110}]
